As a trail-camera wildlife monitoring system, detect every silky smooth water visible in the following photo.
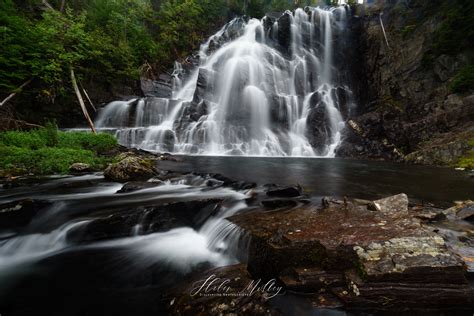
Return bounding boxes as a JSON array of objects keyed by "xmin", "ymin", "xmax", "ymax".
[
  {"xmin": 0, "ymin": 157, "xmax": 471, "ymax": 315},
  {"xmin": 159, "ymin": 156, "xmax": 474, "ymax": 207},
  {"xmin": 95, "ymin": 6, "xmax": 353, "ymax": 157}
]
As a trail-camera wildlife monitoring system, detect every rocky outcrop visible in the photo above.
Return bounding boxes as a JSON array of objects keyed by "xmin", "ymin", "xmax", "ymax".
[
  {"xmin": 337, "ymin": 1, "xmax": 474, "ymax": 165},
  {"xmin": 222, "ymin": 194, "xmax": 474, "ymax": 312},
  {"xmin": 168, "ymin": 193, "xmax": 474, "ymax": 313}
]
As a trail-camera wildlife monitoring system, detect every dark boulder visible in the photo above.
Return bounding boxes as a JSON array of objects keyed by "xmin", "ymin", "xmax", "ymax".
[
  {"xmin": 306, "ymin": 102, "xmax": 334, "ymax": 155},
  {"xmin": 140, "ymin": 78, "xmax": 172, "ymax": 98},
  {"xmin": 192, "ymin": 68, "xmax": 215, "ymax": 104},
  {"xmin": 210, "ymin": 173, "xmax": 256, "ymax": 190},
  {"xmin": 332, "ymin": 86, "xmax": 352, "ymax": 120},
  {"xmin": 71, "ymin": 199, "xmax": 222, "ymax": 243},
  {"xmin": 161, "ymin": 129, "xmax": 176, "ymax": 152},
  {"xmin": 0, "ymin": 199, "xmax": 51, "ymax": 230},
  {"xmin": 277, "ymin": 12, "xmax": 292, "ymax": 55},
  {"xmin": 266, "ymin": 185, "xmax": 303, "ymax": 198}
]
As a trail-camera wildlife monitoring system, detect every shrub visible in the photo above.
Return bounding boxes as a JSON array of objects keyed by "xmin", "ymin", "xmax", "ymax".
[
  {"xmin": 0, "ymin": 146, "xmax": 110, "ymax": 175},
  {"xmin": 449, "ymin": 64, "xmax": 474, "ymax": 94},
  {"xmin": 43, "ymin": 121, "xmax": 59, "ymax": 147},
  {"xmin": 57, "ymin": 132, "xmax": 118, "ymax": 153},
  {"xmin": 0, "ymin": 131, "xmax": 47, "ymax": 149},
  {"xmin": 0, "ymin": 130, "xmax": 117, "ymax": 175},
  {"xmin": 0, "ymin": 130, "xmax": 117, "ymax": 152}
]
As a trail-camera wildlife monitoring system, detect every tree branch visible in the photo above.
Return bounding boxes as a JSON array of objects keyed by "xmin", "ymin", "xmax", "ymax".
[
  {"xmin": 70, "ymin": 67, "xmax": 96, "ymax": 134},
  {"xmin": 0, "ymin": 79, "xmax": 33, "ymax": 107},
  {"xmin": 41, "ymin": 0, "xmax": 55, "ymax": 10},
  {"xmin": 78, "ymin": 81, "xmax": 96, "ymax": 112}
]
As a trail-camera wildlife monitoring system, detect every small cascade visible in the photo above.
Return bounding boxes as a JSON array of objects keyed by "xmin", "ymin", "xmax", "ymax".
[
  {"xmin": 128, "ymin": 199, "xmax": 249, "ymax": 272},
  {"xmin": 96, "ymin": 6, "xmax": 355, "ymax": 157},
  {"xmin": 0, "ymin": 174, "xmax": 251, "ymax": 274},
  {"xmin": 0, "ymin": 220, "xmax": 90, "ymax": 268}
]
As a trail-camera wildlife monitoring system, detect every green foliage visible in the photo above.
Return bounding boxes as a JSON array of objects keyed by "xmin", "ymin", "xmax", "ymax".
[
  {"xmin": 247, "ymin": 0, "xmax": 267, "ymax": 18},
  {"xmin": 1, "ymin": 0, "xmax": 342, "ymax": 114},
  {"xmin": 0, "ymin": 129, "xmax": 117, "ymax": 151},
  {"xmin": 0, "ymin": 146, "xmax": 109, "ymax": 175},
  {"xmin": 0, "ymin": 130, "xmax": 48, "ymax": 150},
  {"xmin": 449, "ymin": 64, "xmax": 474, "ymax": 94},
  {"xmin": 431, "ymin": 0, "xmax": 474, "ymax": 56},
  {"xmin": 57, "ymin": 132, "xmax": 118, "ymax": 153},
  {"xmin": 455, "ymin": 150, "xmax": 474, "ymax": 169},
  {"xmin": 44, "ymin": 121, "xmax": 59, "ymax": 147},
  {"xmin": 453, "ymin": 139, "xmax": 474, "ymax": 169},
  {"xmin": 0, "ymin": 0, "xmax": 43, "ymax": 91},
  {"xmin": 0, "ymin": 129, "xmax": 117, "ymax": 175},
  {"xmin": 401, "ymin": 25, "xmax": 416, "ymax": 39},
  {"xmin": 155, "ymin": 0, "xmax": 226, "ymax": 67}
]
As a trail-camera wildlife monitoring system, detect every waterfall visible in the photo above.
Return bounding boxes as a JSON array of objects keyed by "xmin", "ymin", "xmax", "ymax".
[{"xmin": 96, "ymin": 6, "xmax": 354, "ymax": 157}]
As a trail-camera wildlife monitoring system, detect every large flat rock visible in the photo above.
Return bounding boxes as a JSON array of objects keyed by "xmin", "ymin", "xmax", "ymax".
[{"xmin": 227, "ymin": 195, "xmax": 474, "ymax": 311}]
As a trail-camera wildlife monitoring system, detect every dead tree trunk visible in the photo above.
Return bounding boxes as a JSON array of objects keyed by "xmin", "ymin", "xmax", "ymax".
[
  {"xmin": 70, "ymin": 67, "xmax": 96, "ymax": 134},
  {"xmin": 60, "ymin": 0, "xmax": 66, "ymax": 12}
]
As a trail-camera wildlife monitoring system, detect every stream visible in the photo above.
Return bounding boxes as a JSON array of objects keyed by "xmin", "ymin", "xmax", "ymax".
[{"xmin": 0, "ymin": 157, "xmax": 472, "ymax": 315}]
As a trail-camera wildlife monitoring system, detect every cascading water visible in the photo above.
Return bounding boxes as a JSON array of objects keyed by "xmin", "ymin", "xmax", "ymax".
[
  {"xmin": 95, "ymin": 6, "xmax": 355, "ymax": 156},
  {"xmin": 0, "ymin": 174, "xmax": 250, "ymax": 275}
]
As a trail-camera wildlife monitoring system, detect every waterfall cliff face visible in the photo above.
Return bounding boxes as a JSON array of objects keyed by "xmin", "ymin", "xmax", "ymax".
[{"xmin": 96, "ymin": 6, "xmax": 355, "ymax": 157}]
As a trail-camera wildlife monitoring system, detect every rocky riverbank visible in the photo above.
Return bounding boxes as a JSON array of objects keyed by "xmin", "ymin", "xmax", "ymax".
[
  {"xmin": 168, "ymin": 193, "xmax": 474, "ymax": 314},
  {"xmin": 0, "ymin": 152, "xmax": 473, "ymax": 314}
]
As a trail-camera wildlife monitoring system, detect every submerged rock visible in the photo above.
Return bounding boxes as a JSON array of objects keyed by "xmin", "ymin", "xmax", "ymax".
[
  {"xmin": 104, "ymin": 156, "xmax": 157, "ymax": 182},
  {"xmin": 265, "ymin": 185, "xmax": 303, "ymax": 198},
  {"xmin": 0, "ymin": 199, "xmax": 51, "ymax": 230},
  {"xmin": 116, "ymin": 181, "xmax": 163, "ymax": 193}
]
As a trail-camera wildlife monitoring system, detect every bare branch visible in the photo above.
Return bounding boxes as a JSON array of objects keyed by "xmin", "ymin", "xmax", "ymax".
[
  {"xmin": 0, "ymin": 79, "xmax": 33, "ymax": 107},
  {"xmin": 41, "ymin": 0, "xmax": 55, "ymax": 10},
  {"xmin": 81, "ymin": 86, "xmax": 96, "ymax": 112},
  {"xmin": 70, "ymin": 67, "xmax": 97, "ymax": 134}
]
